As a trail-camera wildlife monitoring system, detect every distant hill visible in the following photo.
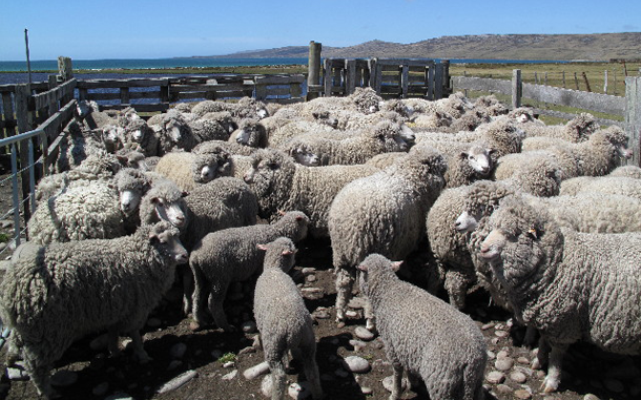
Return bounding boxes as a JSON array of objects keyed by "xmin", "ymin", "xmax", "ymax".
[{"xmin": 198, "ymin": 32, "xmax": 641, "ymax": 61}]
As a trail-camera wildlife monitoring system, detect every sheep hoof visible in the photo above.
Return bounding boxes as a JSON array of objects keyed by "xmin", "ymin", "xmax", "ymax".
[
  {"xmin": 189, "ymin": 321, "xmax": 202, "ymax": 331},
  {"xmin": 540, "ymin": 377, "xmax": 559, "ymax": 393}
]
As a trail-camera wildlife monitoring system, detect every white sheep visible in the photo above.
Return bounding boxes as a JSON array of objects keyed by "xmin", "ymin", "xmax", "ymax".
[{"xmin": 154, "ymin": 150, "xmax": 230, "ymax": 192}]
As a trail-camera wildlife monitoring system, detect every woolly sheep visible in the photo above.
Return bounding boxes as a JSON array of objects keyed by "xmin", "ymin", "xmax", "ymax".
[
  {"xmin": 138, "ymin": 178, "xmax": 189, "ymax": 231},
  {"xmin": 243, "ymin": 148, "xmax": 379, "ymax": 238},
  {"xmin": 278, "ymin": 120, "xmax": 410, "ymax": 166},
  {"xmin": 357, "ymin": 254, "xmax": 487, "ymax": 400},
  {"xmin": 328, "ymin": 145, "xmax": 447, "ymax": 327},
  {"xmin": 189, "ymin": 211, "xmax": 310, "ymax": 331},
  {"xmin": 0, "ymin": 221, "xmax": 188, "ymax": 399},
  {"xmin": 154, "ymin": 150, "xmax": 229, "ymax": 192},
  {"xmin": 476, "ymin": 194, "xmax": 641, "ymax": 392},
  {"xmin": 121, "ymin": 117, "xmax": 159, "ymax": 157},
  {"xmin": 492, "ymin": 151, "xmax": 565, "ymax": 197},
  {"xmin": 559, "ymin": 175, "xmax": 641, "ymax": 200},
  {"xmin": 228, "ymin": 118, "xmax": 268, "ymax": 148},
  {"xmin": 148, "ymin": 109, "xmax": 199, "ymax": 154},
  {"xmin": 253, "ymin": 237, "xmax": 323, "ymax": 400},
  {"xmin": 607, "ymin": 165, "xmax": 641, "ymax": 179},
  {"xmin": 522, "ymin": 112, "xmax": 599, "ymax": 142},
  {"xmin": 268, "ymin": 119, "xmax": 339, "ymax": 147},
  {"xmin": 28, "ymin": 180, "xmax": 125, "ymax": 245},
  {"xmin": 113, "ymin": 168, "xmax": 153, "ymax": 232}
]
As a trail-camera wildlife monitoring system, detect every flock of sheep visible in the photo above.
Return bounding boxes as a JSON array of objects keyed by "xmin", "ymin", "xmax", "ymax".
[{"xmin": 0, "ymin": 85, "xmax": 639, "ymax": 400}]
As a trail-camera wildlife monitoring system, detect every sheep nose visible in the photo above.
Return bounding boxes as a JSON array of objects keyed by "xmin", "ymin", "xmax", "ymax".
[{"xmin": 176, "ymin": 252, "xmax": 189, "ymax": 264}]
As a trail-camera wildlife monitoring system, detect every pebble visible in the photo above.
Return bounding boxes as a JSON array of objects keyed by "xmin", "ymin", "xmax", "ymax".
[
  {"xmin": 223, "ymin": 361, "xmax": 235, "ymax": 368},
  {"xmin": 6, "ymin": 365, "xmax": 29, "ymax": 381},
  {"xmin": 343, "ymin": 356, "xmax": 370, "ymax": 373},
  {"xmin": 604, "ymin": 378, "xmax": 624, "ymax": 393},
  {"xmin": 583, "ymin": 395, "xmax": 600, "ymax": 400},
  {"xmin": 261, "ymin": 375, "xmax": 273, "ymax": 397},
  {"xmin": 146, "ymin": 317, "xmax": 162, "ymax": 328},
  {"xmin": 486, "ymin": 350, "xmax": 496, "ymax": 360},
  {"xmin": 222, "ymin": 370, "xmax": 238, "ymax": 380},
  {"xmin": 514, "ymin": 389, "xmax": 532, "ymax": 399},
  {"xmin": 494, "ymin": 330, "xmax": 510, "ymax": 338},
  {"xmin": 51, "ymin": 370, "xmax": 78, "ymax": 387},
  {"xmin": 244, "ymin": 361, "xmax": 270, "ymax": 380},
  {"xmin": 510, "ymin": 371, "xmax": 527, "ymax": 383},
  {"xmin": 288, "ymin": 382, "xmax": 313, "ymax": 399},
  {"xmin": 0, "ymin": 220, "xmax": 12, "ymax": 229},
  {"xmin": 92, "ymin": 382, "xmax": 109, "ymax": 396},
  {"xmin": 306, "ymin": 275, "xmax": 317, "ymax": 282},
  {"xmin": 348, "ymin": 339, "xmax": 366, "ymax": 352},
  {"xmin": 312, "ymin": 307, "xmax": 330, "ymax": 319},
  {"xmin": 495, "ymin": 358, "xmax": 514, "ymax": 371},
  {"xmin": 486, "ymin": 371, "xmax": 506, "ymax": 384},
  {"xmin": 156, "ymin": 370, "xmax": 198, "ymax": 394},
  {"xmin": 354, "ymin": 326, "xmax": 375, "ymax": 341},
  {"xmin": 301, "ymin": 267, "xmax": 316, "ymax": 275},
  {"xmin": 348, "ymin": 297, "xmax": 367, "ymax": 309},
  {"xmin": 241, "ymin": 320, "xmax": 257, "ymax": 333},
  {"xmin": 517, "ymin": 356, "xmax": 530, "ymax": 364},
  {"xmin": 360, "ymin": 385, "xmax": 373, "ymax": 395},
  {"xmin": 0, "ymin": 243, "xmax": 6, "ymax": 252},
  {"xmin": 496, "ymin": 350, "xmax": 510, "ymax": 359},
  {"xmin": 105, "ymin": 394, "xmax": 133, "ymax": 400},
  {"xmin": 345, "ymin": 310, "xmax": 359, "ymax": 318},
  {"xmin": 496, "ymin": 384, "xmax": 513, "ymax": 394},
  {"xmin": 481, "ymin": 322, "xmax": 495, "ymax": 330},
  {"xmin": 170, "ymin": 342, "xmax": 187, "ymax": 359}
]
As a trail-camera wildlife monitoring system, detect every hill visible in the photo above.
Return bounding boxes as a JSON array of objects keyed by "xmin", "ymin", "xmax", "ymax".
[{"xmin": 200, "ymin": 32, "xmax": 641, "ymax": 61}]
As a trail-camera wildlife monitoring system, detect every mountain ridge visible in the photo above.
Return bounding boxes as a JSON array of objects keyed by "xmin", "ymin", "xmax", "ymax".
[{"xmin": 194, "ymin": 32, "xmax": 641, "ymax": 61}]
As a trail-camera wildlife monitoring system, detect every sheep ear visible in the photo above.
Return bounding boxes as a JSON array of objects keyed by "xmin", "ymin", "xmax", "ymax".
[
  {"xmin": 277, "ymin": 209, "xmax": 286, "ymax": 216},
  {"xmin": 182, "ymin": 191, "xmax": 189, "ymax": 197},
  {"xmin": 459, "ymin": 151, "xmax": 469, "ymax": 160},
  {"xmin": 257, "ymin": 243, "xmax": 268, "ymax": 251},
  {"xmin": 148, "ymin": 233, "xmax": 159, "ymax": 244},
  {"xmin": 391, "ymin": 261, "xmax": 403, "ymax": 272},
  {"xmin": 526, "ymin": 227, "xmax": 540, "ymax": 240},
  {"xmin": 282, "ymin": 249, "xmax": 294, "ymax": 256},
  {"xmin": 356, "ymin": 263, "xmax": 368, "ymax": 272},
  {"xmin": 151, "ymin": 196, "xmax": 160, "ymax": 204},
  {"xmin": 116, "ymin": 155, "xmax": 129, "ymax": 165}
]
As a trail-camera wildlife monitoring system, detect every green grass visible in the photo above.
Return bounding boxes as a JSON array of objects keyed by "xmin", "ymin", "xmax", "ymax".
[
  {"xmin": 217, "ymin": 352, "xmax": 237, "ymax": 364},
  {"xmin": 0, "ymin": 233, "xmax": 9, "ymax": 243}
]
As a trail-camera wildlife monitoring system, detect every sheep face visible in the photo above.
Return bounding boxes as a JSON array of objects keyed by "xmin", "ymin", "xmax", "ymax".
[
  {"xmin": 102, "ymin": 125, "xmax": 125, "ymax": 148},
  {"xmin": 149, "ymin": 222, "xmax": 189, "ymax": 265},
  {"xmin": 455, "ymin": 211, "xmax": 478, "ymax": 233},
  {"xmin": 461, "ymin": 146, "xmax": 494, "ymax": 177},
  {"xmin": 356, "ymin": 254, "xmax": 402, "ymax": 296},
  {"xmin": 192, "ymin": 154, "xmax": 221, "ymax": 184},
  {"xmin": 152, "ymin": 197, "xmax": 188, "ymax": 229},
  {"xmin": 290, "ymin": 146, "xmax": 319, "ymax": 166},
  {"xmin": 120, "ymin": 189, "xmax": 142, "ymax": 215}
]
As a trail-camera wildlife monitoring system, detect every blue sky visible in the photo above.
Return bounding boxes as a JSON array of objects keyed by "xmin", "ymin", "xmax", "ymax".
[{"xmin": 2, "ymin": 0, "xmax": 639, "ymax": 61}]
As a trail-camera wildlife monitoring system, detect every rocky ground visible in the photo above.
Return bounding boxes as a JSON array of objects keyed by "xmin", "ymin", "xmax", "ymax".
[{"xmin": 0, "ymin": 234, "xmax": 639, "ymax": 400}]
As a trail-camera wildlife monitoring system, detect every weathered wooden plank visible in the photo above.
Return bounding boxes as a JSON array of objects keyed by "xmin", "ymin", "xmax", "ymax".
[
  {"xmin": 625, "ymin": 77, "xmax": 641, "ymax": 167},
  {"xmin": 77, "ymin": 78, "xmax": 170, "ymax": 89},
  {"xmin": 33, "ymin": 78, "xmax": 77, "ymax": 110},
  {"xmin": 2, "ymin": 92, "xmax": 17, "ymax": 140},
  {"xmin": 171, "ymin": 84, "xmax": 255, "ymax": 92},
  {"xmin": 85, "ymin": 91, "xmax": 163, "ymax": 101},
  {"xmin": 254, "ymin": 74, "xmax": 305, "ymax": 85},
  {"xmin": 38, "ymin": 99, "xmax": 76, "ymax": 142},
  {"xmin": 434, "ymin": 64, "xmax": 444, "ymax": 100},
  {"xmin": 523, "ymin": 83, "xmax": 625, "ymax": 116},
  {"xmin": 535, "ymin": 109, "xmax": 621, "ymax": 127},
  {"xmin": 100, "ymin": 103, "xmax": 169, "ymax": 113},
  {"xmin": 451, "ymin": 76, "xmax": 513, "ymax": 94},
  {"xmin": 512, "ymin": 69, "xmax": 522, "ymax": 109}
]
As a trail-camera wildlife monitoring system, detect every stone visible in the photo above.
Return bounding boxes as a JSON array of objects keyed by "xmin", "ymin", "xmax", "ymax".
[
  {"xmin": 51, "ymin": 370, "xmax": 78, "ymax": 387},
  {"xmin": 514, "ymin": 389, "xmax": 532, "ymax": 399},
  {"xmin": 496, "ymin": 350, "xmax": 510, "ymax": 359},
  {"xmin": 312, "ymin": 307, "xmax": 330, "ymax": 319},
  {"xmin": 301, "ymin": 267, "xmax": 316, "ymax": 275},
  {"xmin": 6, "ymin": 366, "xmax": 29, "ymax": 381},
  {"xmin": 92, "ymin": 382, "xmax": 109, "ymax": 396},
  {"xmin": 382, "ymin": 375, "xmax": 410, "ymax": 393},
  {"xmin": 495, "ymin": 358, "xmax": 514, "ymax": 371},
  {"xmin": 494, "ymin": 330, "xmax": 510, "ymax": 338},
  {"xmin": 306, "ymin": 275, "xmax": 317, "ymax": 282},
  {"xmin": 170, "ymin": 342, "xmax": 187, "ymax": 359},
  {"xmin": 360, "ymin": 385, "xmax": 373, "ymax": 395},
  {"xmin": 241, "ymin": 320, "xmax": 257, "ymax": 333},
  {"xmin": 244, "ymin": 361, "xmax": 270, "ymax": 380},
  {"xmin": 223, "ymin": 361, "xmax": 235, "ymax": 368},
  {"xmin": 348, "ymin": 297, "xmax": 367, "ymax": 309},
  {"xmin": 486, "ymin": 371, "xmax": 506, "ymax": 384},
  {"xmin": 354, "ymin": 326, "xmax": 375, "ymax": 341},
  {"xmin": 517, "ymin": 357, "xmax": 530, "ymax": 364},
  {"xmin": 486, "ymin": 351, "xmax": 496, "ymax": 360},
  {"xmin": 510, "ymin": 371, "xmax": 527, "ymax": 383},
  {"xmin": 345, "ymin": 310, "xmax": 359, "ymax": 318},
  {"xmin": 481, "ymin": 322, "xmax": 495, "ymax": 330},
  {"xmin": 222, "ymin": 370, "xmax": 238, "ymax": 380},
  {"xmin": 105, "ymin": 394, "xmax": 133, "ymax": 400},
  {"xmin": 261, "ymin": 375, "xmax": 274, "ymax": 397},
  {"xmin": 348, "ymin": 339, "xmax": 366, "ymax": 352},
  {"xmin": 343, "ymin": 356, "xmax": 370, "ymax": 373},
  {"xmin": 495, "ymin": 384, "xmax": 513, "ymax": 395},
  {"xmin": 156, "ymin": 370, "xmax": 198, "ymax": 394},
  {"xmin": 583, "ymin": 394, "xmax": 600, "ymax": 400}
]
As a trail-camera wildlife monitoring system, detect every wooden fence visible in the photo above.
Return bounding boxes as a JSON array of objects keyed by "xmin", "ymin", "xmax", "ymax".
[
  {"xmin": 452, "ymin": 70, "xmax": 641, "ymax": 166},
  {"xmin": 314, "ymin": 57, "xmax": 450, "ymax": 99}
]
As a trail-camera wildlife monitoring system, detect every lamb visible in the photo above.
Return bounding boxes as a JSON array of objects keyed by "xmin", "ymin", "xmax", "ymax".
[
  {"xmin": 476, "ymin": 194, "xmax": 641, "ymax": 393},
  {"xmin": 522, "ymin": 112, "xmax": 599, "ymax": 142},
  {"xmin": 559, "ymin": 175, "xmax": 641, "ymax": 200},
  {"xmin": 28, "ymin": 180, "xmax": 125, "ymax": 245},
  {"xmin": 242, "ymin": 148, "xmax": 379, "ymax": 238},
  {"xmin": 253, "ymin": 237, "xmax": 323, "ymax": 400},
  {"xmin": 357, "ymin": 254, "xmax": 487, "ymax": 400},
  {"xmin": 328, "ymin": 145, "xmax": 447, "ymax": 327},
  {"xmin": 0, "ymin": 221, "xmax": 188, "ymax": 399},
  {"xmin": 189, "ymin": 211, "xmax": 310, "ymax": 331},
  {"xmin": 278, "ymin": 120, "xmax": 410, "ymax": 166},
  {"xmin": 154, "ymin": 150, "xmax": 229, "ymax": 192}
]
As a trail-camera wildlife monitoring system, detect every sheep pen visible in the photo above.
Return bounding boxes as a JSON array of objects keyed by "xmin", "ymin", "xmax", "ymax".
[{"xmin": 0, "ymin": 92, "xmax": 639, "ymax": 400}]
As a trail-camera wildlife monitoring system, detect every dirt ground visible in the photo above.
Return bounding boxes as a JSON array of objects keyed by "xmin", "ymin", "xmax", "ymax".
[{"xmin": 0, "ymin": 231, "xmax": 639, "ymax": 400}]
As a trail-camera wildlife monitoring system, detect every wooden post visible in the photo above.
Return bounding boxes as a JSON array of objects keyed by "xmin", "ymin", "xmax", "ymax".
[
  {"xmin": 544, "ymin": 72, "xmax": 548, "ymax": 86},
  {"xmin": 614, "ymin": 71, "xmax": 618, "ymax": 95},
  {"xmin": 433, "ymin": 63, "xmax": 444, "ymax": 100},
  {"xmin": 307, "ymin": 41, "xmax": 322, "ymax": 100},
  {"xmin": 462, "ymin": 71, "xmax": 468, "ymax": 98},
  {"xmin": 625, "ymin": 76, "xmax": 641, "ymax": 167},
  {"xmin": 574, "ymin": 72, "xmax": 580, "ymax": 90},
  {"xmin": 441, "ymin": 60, "xmax": 451, "ymax": 95},
  {"xmin": 562, "ymin": 71, "xmax": 566, "ymax": 88},
  {"xmin": 15, "ymin": 84, "xmax": 34, "ymax": 222},
  {"xmin": 323, "ymin": 58, "xmax": 333, "ymax": 97},
  {"xmin": 400, "ymin": 64, "xmax": 409, "ymax": 98},
  {"xmin": 604, "ymin": 70, "xmax": 608, "ymax": 94},
  {"xmin": 346, "ymin": 59, "xmax": 357, "ymax": 95},
  {"xmin": 57, "ymin": 56, "xmax": 73, "ymax": 82},
  {"xmin": 534, "ymin": 72, "xmax": 538, "ymax": 85},
  {"xmin": 512, "ymin": 69, "xmax": 522, "ymax": 109},
  {"xmin": 582, "ymin": 72, "xmax": 592, "ymax": 92}
]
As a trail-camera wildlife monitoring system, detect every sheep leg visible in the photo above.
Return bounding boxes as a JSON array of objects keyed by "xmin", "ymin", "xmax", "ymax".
[
  {"xmin": 532, "ymin": 337, "xmax": 550, "ymax": 370},
  {"xmin": 22, "ymin": 350, "xmax": 57, "ymax": 400},
  {"xmin": 390, "ymin": 361, "xmax": 404, "ymax": 400},
  {"xmin": 208, "ymin": 292, "xmax": 234, "ymax": 332},
  {"xmin": 299, "ymin": 335, "xmax": 323, "ymax": 400},
  {"xmin": 363, "ymin": 296, "xmax": 376, "ymax": 332},
  {"xmin": 444, "ymin": 269, "xmax": 469, "ymax": 310},
  {"xmin": 129, "ymin": 330, "xmax": 152, "ymax": 364},
  {"xmin": 181, "ymin": 265, "xmax": 194, "ymax": 316},
  {"xmin": 5, "ymin": 335, "xmax": 21, "ymax": 366},
  {"xmin": 190, "ymin": 265, "xmax": 208, "ymax": 325},
  {"xmin": 334, "ymin": 267, "xmax": 354, "ymax": 323},
  {"xmin": 541, "ymin": 344, "xmax": 567, "ymax": 393},
  {"xmin": 268, "ymin": 360, "xmax": 287, "ymax": 400}
]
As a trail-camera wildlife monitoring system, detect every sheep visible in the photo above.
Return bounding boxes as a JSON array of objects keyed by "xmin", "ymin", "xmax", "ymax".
[
  {"xmin": 189, "ymin": 211, "xmax": 310, "ymax": 331},
  {"xmin": 559, "ymin": 175, "xmax": 641, "ymax": 200},
  {"xmin": 278, "ymin": 120, "xmax": 410, "ymax": 166},
  {"xmin": 54, "ymin": 128, "xmax": 113, "ymax": 173},
  {"xmin": 476, "ymin": 194, "xmax": 641, "ymax": 393},
  {"xmin": 328, "ymin": 145, "xmax": 447, "ymax": 328},
  {"xmin": 113, "ymin": 168, "xmax": 153, "ymax": 232},
  {"xmin": 192, "ymin": 98, "xmax": 269, "ymax": 122},
  {"xmin": 0, "ymin": 221, "xmax": 188, "ymax": 399},
  {"xmin": 607, "ymin": 165, "xmax": 641, "ymax": 179},
  {"xmin": 148, "ymin": 109, "xmax": 199, "ymax": 154},
  {"xmin": 228, "ymin": 118, "xmax": 268, "ymax": 148},
  {"xmin": 492, "ymin": 151, "xmax": 565, "ymax": 197},
  {"xmin": 121, "ymin": 117, "xmax": 159, "ymax": 157},
  {"xmin": 522, "ymin": 112, "xmax": 599, "ymax": 142},
  {"xmin": 154, "ymin": 150, "xmax": 229, "ymax": 192},
  {"xmin": 253, "ymin": 237, "xmax": 323, "ymax": 400},
  {"xmin": 138, "ymin": 178, "xmax": 189, "ymax": 232},
  {"xmin": 357, "ymin": 254, "xmax": 487, "ymax": 400},
  {"xmin": 268, "ymin": 119, "xmax": 339, "ymax": 147},
  {"xmin": 28, "ymin": 180, "xmax": 126, "ymax": 245},
  {"xmin": 243, "ymin": 148, "xmax": 379, "ymax": 238}
]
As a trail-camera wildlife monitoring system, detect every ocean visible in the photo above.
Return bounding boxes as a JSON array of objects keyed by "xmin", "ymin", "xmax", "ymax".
[{"xmin": 0, "ymin": 57, "xmax": 570, "ymax": 86}]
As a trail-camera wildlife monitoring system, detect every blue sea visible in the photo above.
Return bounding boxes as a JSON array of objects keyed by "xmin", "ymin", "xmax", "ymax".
[{"xmin": 0, "ymin": 57, "xmax": 571, "ymax": 86}]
